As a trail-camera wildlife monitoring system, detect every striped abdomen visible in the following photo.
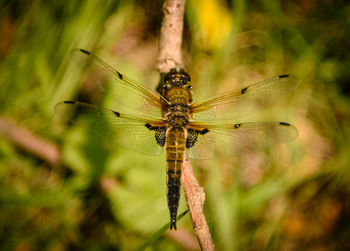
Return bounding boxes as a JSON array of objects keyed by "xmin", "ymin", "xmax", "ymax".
[{"xmin": 166, "ymin": 127, "xmax": 186, "ymax": 230}]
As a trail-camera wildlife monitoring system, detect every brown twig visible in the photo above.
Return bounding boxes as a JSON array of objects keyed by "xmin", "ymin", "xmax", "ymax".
[
  {"xmin": 166, "ymin": 229, "xmax": 200, "ymax": 251},
  {"xmin": 182, "ymin": 154, "xmax": 215, "ymax": 251},
  {"xmin": 157, "ymin": 0, "xmax": 215, "ymax": 250},
  {"xmin": 0, "ymin": 117, "xmax": 60, "ymax": 166},
  {"xmin": 157, "ymin": 0, "xmax": 185, "ymax": 73}
]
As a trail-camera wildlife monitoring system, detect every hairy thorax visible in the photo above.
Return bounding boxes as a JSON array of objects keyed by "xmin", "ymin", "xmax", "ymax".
[{"xmin": 165, "ymin": 88, "xmax": 191, "ymax": 127}]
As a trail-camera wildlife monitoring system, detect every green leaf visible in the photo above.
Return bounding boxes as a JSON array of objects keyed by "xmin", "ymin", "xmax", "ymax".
[{"xmin": 136, "ymin": 210, "xmax": 189, "ymax": 251}]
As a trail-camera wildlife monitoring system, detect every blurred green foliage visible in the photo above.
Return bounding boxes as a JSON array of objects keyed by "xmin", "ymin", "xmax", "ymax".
[{"xmin": 1, "ymin": 0, "xmax": 350, "ymax": 250}]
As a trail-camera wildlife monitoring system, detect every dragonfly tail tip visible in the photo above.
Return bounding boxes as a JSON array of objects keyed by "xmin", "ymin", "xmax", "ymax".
[{"xmin": 170, "ymin": 219, "xmax": 177, "ymax": 230}]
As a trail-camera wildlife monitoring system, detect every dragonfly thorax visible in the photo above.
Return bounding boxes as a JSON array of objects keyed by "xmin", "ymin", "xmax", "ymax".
[
  {"xmin": 168, "ymin": 115, "xmax": 189, "ymax": 127},
  {"xmin": 169, "ymin": 103, "xmax": 189, "ymax": 113},
  {"xmin": 166, "ymin": 99, "xmax": 191, "ymax": 128}
]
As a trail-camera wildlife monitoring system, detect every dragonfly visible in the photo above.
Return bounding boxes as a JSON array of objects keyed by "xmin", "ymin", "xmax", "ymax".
[{"xmin": 55, "ymin": 49, "xmax": 298, "ymax": 230}]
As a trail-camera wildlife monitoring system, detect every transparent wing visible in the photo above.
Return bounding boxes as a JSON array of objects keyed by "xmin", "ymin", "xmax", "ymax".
[
  {"xmin": 190, "ymin": 75, "xmax": 298, "ymax": 120},
  {"xmin": 55, "ymin": 101, "xmax": 166, "ymax": 155},
  {"xmin": 71, "ymin": 48, "xmax": 169, "ymax": 117},
  {"xmin": 187, "ymin": 122, "xmax": 298, "ymax": 160}
]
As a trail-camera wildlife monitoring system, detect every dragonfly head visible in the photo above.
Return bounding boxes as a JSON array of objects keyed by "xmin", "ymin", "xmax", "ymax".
[{"xmin": 163, "ymin": 68, "xmax": 192, "ymax": 90}]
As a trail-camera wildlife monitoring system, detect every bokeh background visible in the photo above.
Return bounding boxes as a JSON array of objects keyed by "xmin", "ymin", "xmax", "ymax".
[{"xmin": 1, "ymin": 0, "xmax": 350, "ymax": 250}]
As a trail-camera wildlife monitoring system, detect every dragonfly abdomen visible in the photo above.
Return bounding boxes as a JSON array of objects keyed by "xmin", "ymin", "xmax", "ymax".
[{"xmin": 165, "ymin": 127, "xmax": 186, "ymax": 230}]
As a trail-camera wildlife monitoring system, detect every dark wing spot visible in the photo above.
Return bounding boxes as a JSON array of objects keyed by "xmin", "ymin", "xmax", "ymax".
[
  {"xmin": 145, "ymin": 123, "xmax": 153, "ymax": 130},
  {"xmin": 186, "ymin": 129, "xmax": 198, "ymax": 148},
  {"xmin": 145, "ymin": 125, "xmax": 166, "ymax": 146},
  {"xmin": 279, "ymin": 74, "xmax": 289, "ymax": 79},
  {"xmin": 279, "ymin": 122, "xmax": 290, "ymax": 126},
  {"xmin": 63, "ymin": 101, "xmax": 75, "ymax": 104},
  {"xmin": 241, "ymin": 87, "xmax": 248, "ymax": 94},
  {"xmin": 199, "ymin": 128, "xmax": 209, "ymax": 135},
  {"xmin": 117, "ymin": 71, "xmax": 123, "ymax": 80},
  {"xmin": 234, "ymin": 124, "xmax": 241, "ymax": 129},
  {"xmin": 113, "ymin": 111, "xmax": 120, "ymax": 117},
  {"xmin": 80, "ymin": 49, "xmax": 90, "ymax": 55},
  {"xmin": 155, "ymin": 127, "xmax": 166, "ymax": 146}
]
